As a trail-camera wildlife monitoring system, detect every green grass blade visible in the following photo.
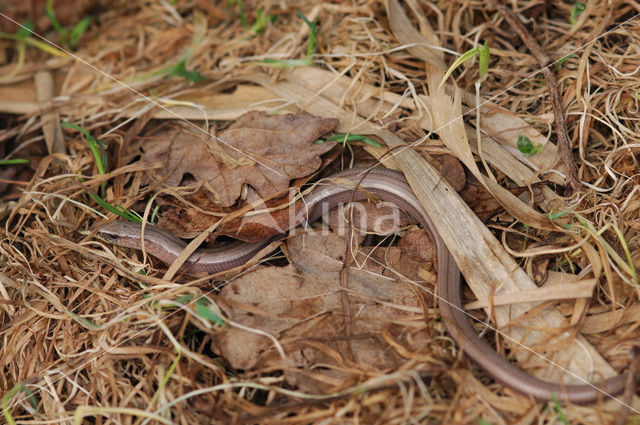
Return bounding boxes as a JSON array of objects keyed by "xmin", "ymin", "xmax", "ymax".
[
  {"xmin": 555, "ymin": 54, "xmax": 578, "ymax": 69},
  {"xmin": 296, "ymin": 11, "xmax": 317, "ymax": 59},
  {"xmin": 61, "ymin": 122, "xmax": 107, "ymax": 175},
  {"xmin": 0, "ymin": 159, "xmax": 30, "ymax": 165},
  {"xmin": 174, "ymin": 294, "xmax": 195, "ymax": 305},
  {"xmin": 260, "ymin": 58, "xmax": 312, "ymax": 68},
  {"xmin": 549, "ymin": 395, "xmax": 569, "ymax": 424},
  {"xmin": 478, "ymin": 40, "xmax": 490, "ymax": 78},
  {"xmin": 319, "ymin": 133, "xmax": 383, "ymax": 148},
  {"xmin": 64, "ymin": 307, "xmax": 100, "ymax": 329},
  {"xmin": 62, "ymin": 122, "xmax": 108, "ymax": 195},
  {"xmin": 15, "ymin": 20, "xmax": 34, "ymax": 38},
  {"xmin": 167, "ymin": 59, "xmax": 205, "ymax": 82},
  {"xmin": 3, "ymin": 383, "xmax": 38, "ymax": 425},
  {"xmin": 89, "ymin": 193, "xmax": 142, "ymax": 223},
  {"xmin": 610, "ymin": 224, "xmax": 637, "ymax": 284},
  {"xmin": 0, "ymin": 32, "xmax": 67, "ymax": 56},
  {"xmin": 251, "ymin": 8, "xmax": 276, "ymax": 34},
  {"xmin": 570, "ymin": 3, "xmax": 586, "ymax": 25},
  {"xmin": 230, "ymin": 0, "xmax": 247, "ymax": 28},
  {"xmin": 149, "ymin": 352, "xmax": 181, "ymax": 406},
  {"xmin": 439, "ymin": 46, "xmax": 479, "ymax": 88},
  {"xmin": 69, "ymin": 16, "xmax": 93, "ymax": 49},
  {"xmin": 45, "ymin": 0, "xmax": 66, "ymax": 35},
  {"xmin": 195, "ymin": 298, "xmax": 226, "ymax": 326},
  {"xmin": 150, "ymin": 205, "xmax": 160, "ymax": 224}
]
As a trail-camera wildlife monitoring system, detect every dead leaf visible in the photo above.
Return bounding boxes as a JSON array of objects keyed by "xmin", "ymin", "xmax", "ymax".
[
  {"xmin": 155, "ymin": 142, "xmax": 344, "ymax": 240},
  {"xmin": 143, "ymin": 111, "xmax": 338, "ymax": 207},
  {"xmin": 153, "ymin": 176, "xmax": 311, "ymax": 241},
  {"xmin": 461, "ymin": 175, "xmax": 544, "ymax": 223},
  {"xmin": 430, "ymin": 153, "xmax": 466, "ymax": 192},
  {"xmin": 398, "ymin": 229, "xmax": 435, "ymax": 263},
  {"xmin": 460, "ymin": 177, "xmax": 502, "ymax": 222},
  {"xmin": 210, "ymin": 229, "xmax": 437, "ymax": 392}
]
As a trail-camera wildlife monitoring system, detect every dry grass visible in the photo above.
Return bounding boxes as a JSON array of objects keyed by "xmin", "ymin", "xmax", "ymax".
[{"xmin": 1, "ymin": 0, "xmax": 640, "ymax": 424}]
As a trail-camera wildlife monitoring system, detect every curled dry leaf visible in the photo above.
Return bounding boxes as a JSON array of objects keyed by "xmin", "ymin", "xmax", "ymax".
[
  {"xmin": 143, "ymin": 111, "xmax": 338, "ymax": 208},
  {"xmin": 210, "ymin": 229, "xmax": 438, "ymax": 392}
]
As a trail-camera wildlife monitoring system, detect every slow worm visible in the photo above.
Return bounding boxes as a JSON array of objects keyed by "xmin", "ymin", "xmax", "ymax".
[{"xmin": 98, "ymin": 168, "xmax": 633, "ymax": 403}]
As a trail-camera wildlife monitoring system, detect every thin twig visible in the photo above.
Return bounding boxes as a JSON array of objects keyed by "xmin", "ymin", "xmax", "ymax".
[{"xmin": 494, "ymin": 1, "xmax": 581, "ymax": 195}]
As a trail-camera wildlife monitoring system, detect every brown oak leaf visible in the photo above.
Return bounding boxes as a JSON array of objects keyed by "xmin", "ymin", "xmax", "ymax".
[
  {"xmin": 211, "ymin": 230, "xmax": 435, "ymax": 392},
  {"xmin": 143, "ymin": 111, "xmax": 338, "ymax": 207}
]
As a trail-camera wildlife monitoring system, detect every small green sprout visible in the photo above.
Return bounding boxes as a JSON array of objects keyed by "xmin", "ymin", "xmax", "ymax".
[
  {"xmin": 61, "ymin": 122, "xmax": 107, "ymax": 196},
  {"xmin": 517, "ymin": 134, "xmax": 544, "ymax": 157},
  {"xmin": 476, "ymin": 419, "xmax": 493, "ymax": 425},
  {"xmin": 149, "ymin": 352, "xmax": 181, "ymax": 407},
  {"xmin": 549, "ymin": 395, "xmax": 569, "ymax": 424},
  {"xmin": 88, "ymin": 193, "xmax": 143, "ymax": 223},
  {"xmin": 0, "ymin": 19, "xmax": 66, "ymax": 58},
  {"xmin": 228, "ymin": 1, "xmax": 274, "ymax": 33},
  {"xmin": 440, "ymin": 40, "xmax": 490, "ymax": 88},
  {"xmin": 555, "ymin": 54, "xmax": 578, "ymax": 69},
  {"xmin": 478, "ymin": 40, "xmax": 490, "ymax": 82},
  {"xmin": 0, "ymin": 20, "xmax": 66, "ymax": 80},
  {"xmin": 15, "ymin": 20, "xmax": 35, "ymax": 38},
  {"xmin": 441, "ymin": 41, "xmax": 493, "ymax": 179},
  {"xmin": 3, "ymin": 382, "xmax": 39, "ymax": 425},
  {"xmin": 229, "ymin": 0, "xmax": 248, "ymax": 28},
  {"xmin": 45, "ymin": 0, "xmax": 93, "ymax": 49},
  {"xmin": 543, "ymin": 209, "xmax": 572, "ymax": 230},
  {"xmin": 570, "ymin": 3, "xmax": 586, "ymax": 25},
  {"xmin": 251, "ymin": 8, "xmax": 276, "ymax": 34},
  {"xmin": 298, "ymin": 11, "xmax": 317, "ymax": 60},
  {"xmin": 195, "ymin": 298, "xmax": 226, "ymax": 326},
  {"xmin": 174, "ymin": 294, "xmax": 195, "ymax": 305},
  {"xmin": 62, "ymin": 122, "xmax": 143, "ymax": 223},
  {"xmin": 45, "ymin": 0, "xmax": 65, "ymax": 35},
  {"xmin": 544, "ymin": 210, "xmax": 571, "ymax": 220},
  {"xmin": 153, "ymin": 14, "xmax": 206, "ymax": 82},
  {"xmin": 150, "ymin": 204, "xmax": 160, "ymax": 224},
  {"xmin": 166, "ymin": 59, "xmax": 205, "ymax": 82},
  {"xmin": 316, "ymin": 133, "xmax": 382, "ymax": 148}
]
